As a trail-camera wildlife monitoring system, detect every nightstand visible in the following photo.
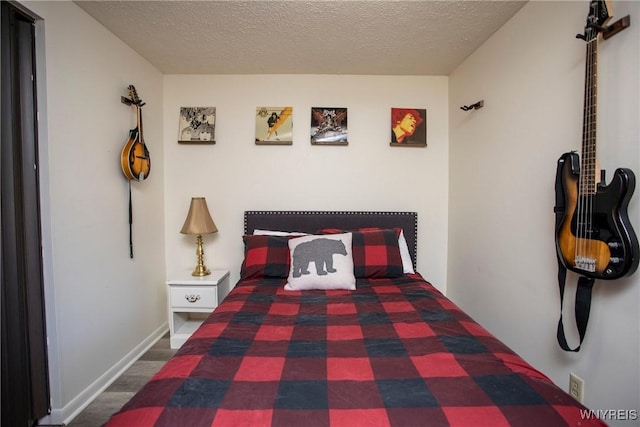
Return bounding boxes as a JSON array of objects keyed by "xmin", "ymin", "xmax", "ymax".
[{"xmin": 167, "ymin": 269, "xmax": 230, "ymax": 349}]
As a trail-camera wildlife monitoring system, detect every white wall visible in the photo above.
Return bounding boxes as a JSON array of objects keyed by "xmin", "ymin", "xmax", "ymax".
[
  {"xmin": 24, "ymin": 1, "xmax": 166, "ymax": 424},
  {"xmin": 163, "ymin": 75, "xmax": 450, "ymax": 296},
  {"xmin": 448, "ymin": 1, "xmax": 639, "ymax": 423}
]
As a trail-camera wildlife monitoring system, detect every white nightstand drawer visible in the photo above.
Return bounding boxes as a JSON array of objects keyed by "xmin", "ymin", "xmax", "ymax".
[
  {"xmin": 167, "ymin": 269, "xmax": 229, "ymax": 349},
  {"xmin": 170, "ymin": 286, "xmax": 217, "ymax": 309}
]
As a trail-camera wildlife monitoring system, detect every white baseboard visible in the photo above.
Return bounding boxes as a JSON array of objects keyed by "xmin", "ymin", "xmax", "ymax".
[{"xmin": 38, "ymin": 323, "xmax": 168, "ymax": 426}]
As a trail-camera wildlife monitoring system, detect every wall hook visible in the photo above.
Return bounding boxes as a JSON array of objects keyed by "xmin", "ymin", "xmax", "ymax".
[{"xmin": 460, "ymin": 100, "xmax": 484, "ymax": 111}]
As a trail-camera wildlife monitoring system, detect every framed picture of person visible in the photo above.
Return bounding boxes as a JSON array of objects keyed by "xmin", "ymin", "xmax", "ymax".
[
  {"xmin": 255, "ymin": 106, "xmax": 293, "ymax": 145},
  {"xmin": 178, "ymin": 107, "xmax": 216, "ymax": 144},
  {"xmin": 389, "ymin": 108, "xmax": 427, "ymax": 147},
  {"xmin": 310, "ymin": 107, "xmax": 348, "ymax": 145}
]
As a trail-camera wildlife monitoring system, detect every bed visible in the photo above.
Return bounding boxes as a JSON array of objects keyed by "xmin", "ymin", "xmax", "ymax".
[{"xmin": 104, "ymin": 211, "xmax": 605, "ymax": 427}]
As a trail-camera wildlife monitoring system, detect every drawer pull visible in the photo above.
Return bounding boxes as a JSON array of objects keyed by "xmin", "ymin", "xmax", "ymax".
[{"xmin": 185, "ymin": 294, "xmax": 201, "ymax": 303}]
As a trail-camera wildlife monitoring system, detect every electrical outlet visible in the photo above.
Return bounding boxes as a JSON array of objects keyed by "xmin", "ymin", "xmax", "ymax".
[{"xmin": 569, "ymin": 372, "xmax": 585, "ymax": 403}]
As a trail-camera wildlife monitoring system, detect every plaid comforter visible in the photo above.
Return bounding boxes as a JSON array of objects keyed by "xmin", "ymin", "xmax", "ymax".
[{"xmin": 104, "ymin": 275, "xmax": 604, "ymax": 427}]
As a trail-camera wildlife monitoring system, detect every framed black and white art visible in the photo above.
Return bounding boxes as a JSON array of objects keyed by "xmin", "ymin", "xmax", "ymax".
[{"xmin": 178, "ymin": 107, "xmax": 216, "ymax": 144}]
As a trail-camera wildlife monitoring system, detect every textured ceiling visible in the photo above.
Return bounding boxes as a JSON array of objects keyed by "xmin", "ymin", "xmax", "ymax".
[{"xmin": 75, "ymin": 0, "xmax": 527, "ymax": 76}]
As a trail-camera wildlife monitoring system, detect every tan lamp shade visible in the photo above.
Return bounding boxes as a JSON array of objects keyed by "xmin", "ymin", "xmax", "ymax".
[
  {"xmin": 180, "ymin": 197, "xmax": 218, "ymax": 235},
  {"xmin": 180, "ymin": 197, "xmax": 217, "ymax": 276}
]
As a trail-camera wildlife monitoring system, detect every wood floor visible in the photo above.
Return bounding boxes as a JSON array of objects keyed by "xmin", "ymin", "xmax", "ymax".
[{"xmin": 66, "ymin": 332, "xmax": 176, "ymax": 427}]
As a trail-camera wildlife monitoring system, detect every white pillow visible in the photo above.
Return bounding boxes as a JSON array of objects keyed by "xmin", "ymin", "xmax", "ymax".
[
  {"xmin": 253, "ymin": 229, "xmax": 308, "ymax": 236},
  {"xmin": 398, "ymin": 229, "xmax": 415, "ymax": 274},
  {"xmin": 285, "ymin": 233, "xmax": 356, "ymax": 291}
]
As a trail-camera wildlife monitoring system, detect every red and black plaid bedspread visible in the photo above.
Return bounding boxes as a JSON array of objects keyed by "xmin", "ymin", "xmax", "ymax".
[{"xmin": 104, "ymin": 275, "xmax": 604, "ymax": 426}]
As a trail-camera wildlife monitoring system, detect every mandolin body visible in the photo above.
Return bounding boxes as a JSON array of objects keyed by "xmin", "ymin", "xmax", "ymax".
[{"xmin": 121, "ymin": 127, "xmax": 150, "ymax": 181}]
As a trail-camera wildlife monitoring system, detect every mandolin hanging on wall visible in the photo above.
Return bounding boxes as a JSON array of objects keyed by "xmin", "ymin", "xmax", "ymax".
[
  {"xmin": 120, "ymin": 84, "xmax": 151, "ymax": 258},
  {"xmin": 555, "ymin": 0, "xmax": 638, "ymax": 280},
  {"xmin": 121, "ymin": 85, "xmax": 150, "ymax": 181}
]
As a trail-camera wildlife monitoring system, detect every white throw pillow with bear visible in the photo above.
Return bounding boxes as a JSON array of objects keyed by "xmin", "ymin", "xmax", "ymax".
[{"xmin": 285, "ymin": 233, "xmax": 356, "ymax": 291}]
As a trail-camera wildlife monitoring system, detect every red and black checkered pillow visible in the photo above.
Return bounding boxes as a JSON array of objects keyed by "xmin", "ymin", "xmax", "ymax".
[
  {"xmin": 240, "ymin": 235, "xmax": 294, "ymax": 280},
  {"xmin": 320, "ymin": 228, "xmax": 404, "ymax": 278}
]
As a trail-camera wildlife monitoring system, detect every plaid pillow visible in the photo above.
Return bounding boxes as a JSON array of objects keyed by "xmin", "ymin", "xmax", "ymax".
[
  {"xmin": 240, "ymin": 235, "xmax": 293, "ymax": 280},
  {"xmin": 320, "ymin": 228, "xmax": 404, "ymax": 278}
]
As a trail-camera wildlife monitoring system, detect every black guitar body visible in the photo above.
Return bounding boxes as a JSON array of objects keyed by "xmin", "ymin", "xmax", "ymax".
[{"xmin": 558, "ymin": 153, "xmax": 639, "ymax": 279}]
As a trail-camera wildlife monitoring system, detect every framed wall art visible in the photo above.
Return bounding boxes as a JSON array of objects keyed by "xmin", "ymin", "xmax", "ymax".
[
  {"xmin": 310, "ymin": 107, "xmax": 348, "ymax": 145},
  {"xmin": 390, "ymin": 108, "xmax": 426, "ymax": 147},
  {"xmin": 178, "ymin": 107, "xmax": 216, "ymax": 144},
  {"xmin": 255, "ymin": 107, "xmax": 293, "ymax": 145}
]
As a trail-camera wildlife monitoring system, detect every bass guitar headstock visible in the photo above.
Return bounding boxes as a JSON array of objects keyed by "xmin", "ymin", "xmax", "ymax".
[{"xmin": 577, "ymin": 0, "xmax": 612, "ymax": 42}]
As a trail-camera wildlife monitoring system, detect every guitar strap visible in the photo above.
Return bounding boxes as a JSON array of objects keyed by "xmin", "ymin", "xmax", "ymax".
[
  {"xmin": 128, "ymin": 180, "xmax": 134, "ymax": 259},
  {"xmin": 555, "ymin": 260, "xmax": 595, "ymax": 352},
  {"xmin": 554, "ymin": 152, "xmax": 594, "ymax": 352}
]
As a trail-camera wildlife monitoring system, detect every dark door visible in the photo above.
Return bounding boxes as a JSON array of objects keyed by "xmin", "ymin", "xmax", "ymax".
[{"xmin": 1, "ymin": 2, "xmax": 50, "ymax": 426}]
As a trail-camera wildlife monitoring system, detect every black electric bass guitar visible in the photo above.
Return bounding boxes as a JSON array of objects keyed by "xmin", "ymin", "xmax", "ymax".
[
  {"xmin": 556, "ymin": 0, "xmax": 638, "ymax": 280},
  {"xmin": 120, "ymin": 85, "xmax": 151, "ymax": 181}
]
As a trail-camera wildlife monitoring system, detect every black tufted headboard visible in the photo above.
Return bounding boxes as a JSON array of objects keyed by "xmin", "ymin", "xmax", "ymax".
[{"xmin": 244, "ymin": 211, "xmax": 417, "ymax": 269}]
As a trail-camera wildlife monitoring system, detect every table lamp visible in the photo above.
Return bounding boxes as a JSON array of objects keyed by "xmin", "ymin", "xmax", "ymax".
[{"xmin": 180, "ymin": 197, "xmax": 218, "ymax": 276}]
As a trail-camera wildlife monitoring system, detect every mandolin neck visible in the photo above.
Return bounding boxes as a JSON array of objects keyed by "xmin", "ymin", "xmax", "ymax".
[{"xmin": 136, "ymin": 104, "xmax": 144, "ymax": 142}]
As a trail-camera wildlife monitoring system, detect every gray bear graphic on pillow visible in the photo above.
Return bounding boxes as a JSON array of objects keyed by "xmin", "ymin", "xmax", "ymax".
[{"xmin": 292, "ymin": 238, "xmax": 347, "ymax": 277}]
